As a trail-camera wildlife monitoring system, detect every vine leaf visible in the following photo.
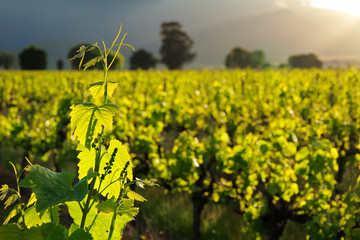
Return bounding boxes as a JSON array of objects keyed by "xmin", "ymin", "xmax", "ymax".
[
  {"xmin": 88, "ymin": 81, "xmax": 118, "ymax": 100},
  {"xmin": 77, "ymin": 140, "xmax": 132, "ymax": 198},
  {"xmin": 99, "ymin": 139, "xmax": 133, "ymax": 198},
  {"xmin": 4, "ymin": 194, "xmax": 18, "ymax": 209},
  {"xmin": 127, "ymin": 190, "xmax": 147, "ymax": 202},
  {"xmin": 3, "ymin": 204, "xmax": 21, "ymax": 225},
  {"xmin": 67, "ymin": 201, "xmax": 131, "ymax": 240},
  {"xmin": 117, "ymin": 199, "xmax": 139, "ymax": 219},
  {"xmin": 70, "ymin": 43, "xmax": 99, "ymax": 70},
  {"xmin": 96, "ymin": 197, "xmax": 116, "ymax": 213},
  {"xmin": 68, "ymin": 228, "xmax": 93, "ymax": 240},
  {"xmin": 38, "ymin": 222, "xmax": 67, "ymax": 240},
  {"xmin": 83, "ymin": 56, "xmax": 103, "ymax": 71},
  {"xmin": 22, "ymin": 205, "xmax": 60, "ymax": 228},
  {"xmin": 135, "ymin": 178, "xmax": 159, "ymax": 188},
  {"xmin": 19, "ymin": 165, "xmax": 87, "ymax": 212},
  {"xmin": 70, "ymin": 103, "xmax": 118, "ymax": 149},
  {"xmin": 0, "ymin": 224, "xmax": 43, "ymax": 240},
  {"xmin": 96, "ymin": 197, "xmax": 139, "ymax": 219},
  {"xmin": 77, "ymin": 145, "xmax": 97, "ymax": 181},
  {"xmin": 0, "ymin": 184, "xmax": 9, "ymax": 200}
]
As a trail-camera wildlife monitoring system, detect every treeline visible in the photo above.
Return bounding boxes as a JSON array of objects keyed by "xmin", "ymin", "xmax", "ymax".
[{"xmin": 1, "ymin": 21, "xmax": 323, "ymax": 70}]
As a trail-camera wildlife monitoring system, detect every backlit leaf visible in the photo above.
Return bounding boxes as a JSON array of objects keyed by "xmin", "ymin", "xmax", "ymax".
[
  {"xmin": 96, "ymin": 197, "xmax": 139, "ymax": 219},
  {"xmin": 22, "ymin": 205, "xmax": 60, "ymax": 228},
  {"xmin": 77, "ymin": 140, "xmax": 132, "ymax": 198},
  {"xmin": 67, "ymin": 201, "xmax": 131, "ymax": 240},
  {"xmin": 83, "ymin": 56, "xmax": 103, "ymax": 71},
  {"xmin": 96, "ymin": 196, "xmax": 116, "ymax": 213},
  {"xmin": 118, "ymin": 199, "xmax": 139, "ymax": 219},
  {"xmin": 3, "ymin": 204, "xmax": 21, "ymax": 225},
  {"xmin": 127, "ymin": 190, "xmax": 147, "ymax": 202},
  {"xmin": 4, "ymin": 194, "xmax": 18, "ymax": 209},
  {"xmin": 88, "ymin": 81, "xmax": 118, "ymax": 100},
  {"xmin": 70, "ymin": 103, "xmax": 118, "ymax": 148},
  {"xmin": 99, "ymin": 140, "xmax": 133, "ymax": 198},
  {"xmin": 0, "ymin": 184, "xmax": 9, "ymax": 200}
]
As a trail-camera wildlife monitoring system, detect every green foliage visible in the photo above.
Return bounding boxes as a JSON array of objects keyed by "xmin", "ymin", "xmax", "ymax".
[
  {"xmin": 19, "ymin": 46, "xmax": 47, "ymax": 70},
  {"xmin": 2, "ymin": 67, "xmax": 360, "ymax": 239},
  {"xmin": 160, "ymin": 21, "xmax": 196, "ymax": 69},
  {"xmin": 0, "ymin": 224, "xmax": 43, "ymax": 240}
]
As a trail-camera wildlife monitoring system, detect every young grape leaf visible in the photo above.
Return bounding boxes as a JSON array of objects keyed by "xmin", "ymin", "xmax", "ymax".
[
  {"xmin": 4, "ymin": 194, "xmax": 18, "ymax": 209},
  {"xmin": 88, "ymin": 81, "xmax": 118, "ymax": 100},
  {"xmin": 127, "ymin": 190, "xmax": 147, "ymax": 202},
  {"xmin": 3, "ymin": 204, "xmax": 21, "ymax": 225},
  {"xmin": 70, "ymin": 103, "xmax": 118, "ymax": 149},
  {"xmin": 117, "ymin": 199, "xmax": 139, "ymax": 219},
  {"xmin": 27, "ymin": 193, "xmax": 37, "ymax": 207},
  {"xmin": 135, "ymin": 178, "xmax": 159, "ymax": 188},
  {"xmin": 96, "ymin": 197, "xmax": 139, "ymax": 219},
  {"xmin": 0, "ymin": 184, "xmax": 9, "ymax": 200},
  {"xmin": 82, "ymin": 56, "xmax": 103, "ymax": 71},
  {"xmin": 19, "ymin": 165, "xmax": 87, "ymax": 212},
  {"xmin": 0, "ymin": 224, "xmax": 43, "ymax": 240}
]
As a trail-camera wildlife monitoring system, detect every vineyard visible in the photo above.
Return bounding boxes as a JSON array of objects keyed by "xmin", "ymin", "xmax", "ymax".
[{"xmin": 1, "ymin": 69, "xmax": 360, "ymax": 239}]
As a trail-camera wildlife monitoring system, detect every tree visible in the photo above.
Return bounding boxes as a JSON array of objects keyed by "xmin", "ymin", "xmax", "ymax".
[
  {"xmin": 130, "ymin": 49, "xmax": 157, "ymax": 70},
  {"xmin": 68, "ymin": 43, "xmax": 124, "ymax": 70},
  {"xmin": 160, "ymin": 21, "xmax": 196, "ymax": 69},
  {"xmin": 57, "ymin": 59, "xmax": 64, "ymax": 70},
  {"xmin": 0, "ymin": 51, "xmax": 15, "ymax": 70},
  {"xmin": 19, "ymin": 46, "xmax": 47, "ymax": 70},
  {"xmin": 288, "ymin": 53, "xmax": 322, "ymax": 69},
  {"xmin": 225, "ymin": 47, "xmax": 251, "ymax": 69},
  {"xmin": 251, "ymin": 50, "xmax": 267, "ymax": 69}
]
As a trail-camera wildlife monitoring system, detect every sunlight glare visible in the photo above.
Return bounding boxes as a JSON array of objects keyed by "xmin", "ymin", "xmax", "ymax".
[{"xmin": 311, "ymin": 0, "xmax": 360, "ymax": 16}]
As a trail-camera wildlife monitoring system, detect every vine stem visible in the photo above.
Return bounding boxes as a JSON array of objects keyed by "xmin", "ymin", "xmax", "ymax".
[
  {"xmin": 103, "ymin": 53, "xmax": 108, "ymax": 105},
  {"xmin": 80, "ymin": 127, "xmax": 104, "ymax": 229},
  {"xmin": 80, "ymin": 49, "xmax": 108, "ymax": 229},
  {"xmin": 107, "ymin": 180, "xmax": 126, "ymax": 240}
]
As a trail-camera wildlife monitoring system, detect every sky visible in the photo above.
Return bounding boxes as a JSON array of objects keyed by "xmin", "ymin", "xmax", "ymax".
[{"xmin": 1, "ymin": 0, "xmax": 360, "ymax": 69}]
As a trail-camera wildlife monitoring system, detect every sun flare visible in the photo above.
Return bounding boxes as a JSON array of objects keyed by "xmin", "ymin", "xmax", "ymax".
[{"xmin": 311, "ymin": 0, "xmax": 360, "ymax": 16}]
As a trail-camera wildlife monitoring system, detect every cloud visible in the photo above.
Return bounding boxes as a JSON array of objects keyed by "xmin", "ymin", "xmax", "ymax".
[
  {"xmin": 274, "ymin": 0, "xmax": 312, "ymax": 8},
  {"xmin": 274, "ymin": 1, "xmax": 288, "ymax": 8}
]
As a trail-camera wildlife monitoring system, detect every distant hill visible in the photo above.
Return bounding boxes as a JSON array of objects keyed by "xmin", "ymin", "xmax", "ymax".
[{"xmin": 188, "ymin": 7, "xmax": 360, "ymax": 67}]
